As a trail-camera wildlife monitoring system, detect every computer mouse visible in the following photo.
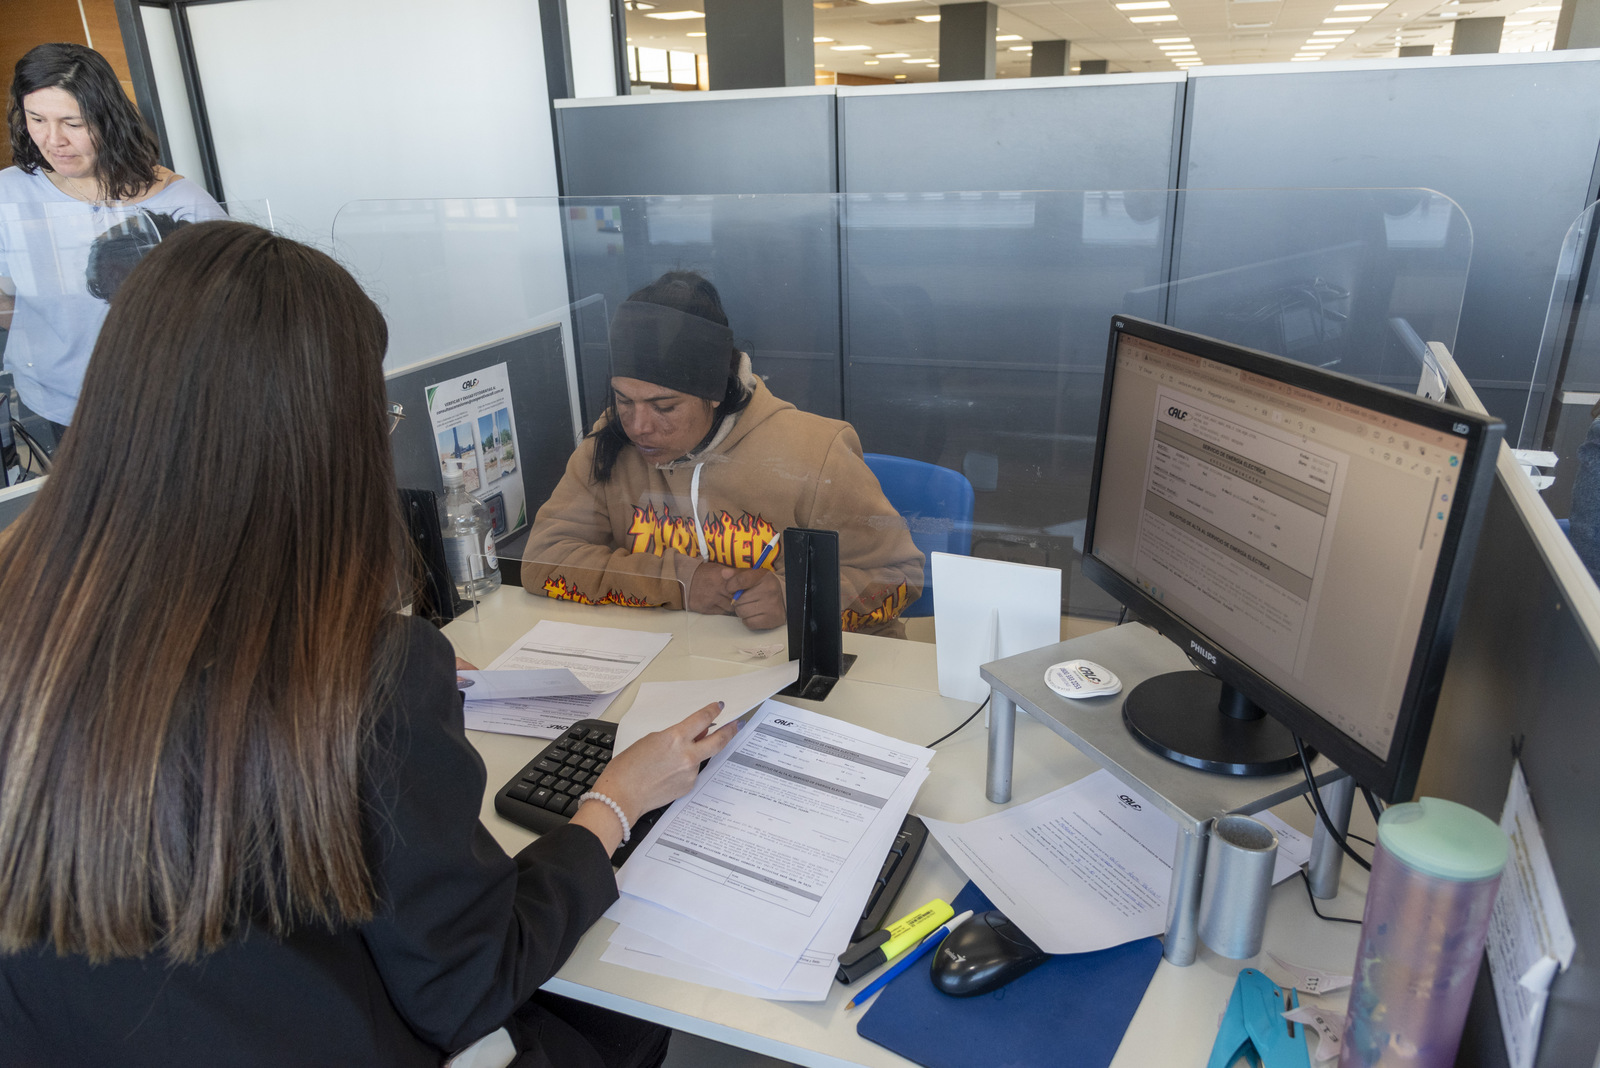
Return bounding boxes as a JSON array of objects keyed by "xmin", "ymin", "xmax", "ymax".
[{"xmin": 929, "ymin": 909, "xmax": 1048, "ymax": 997}]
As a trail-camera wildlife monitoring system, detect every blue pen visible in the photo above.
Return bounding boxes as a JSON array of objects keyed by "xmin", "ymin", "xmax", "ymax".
[
  {"xmin": 731, "ymin": 529, "xmax": 783, "ymax": 602},
  {"xmin": 846, "ymin": 909, "xmax": 974, "ymax": 1010}
]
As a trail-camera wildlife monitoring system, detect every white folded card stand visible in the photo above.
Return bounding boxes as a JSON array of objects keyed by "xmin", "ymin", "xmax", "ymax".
[{"xmin": 931, "ymin": 552, "xmax": 1062, "ymax": 703}]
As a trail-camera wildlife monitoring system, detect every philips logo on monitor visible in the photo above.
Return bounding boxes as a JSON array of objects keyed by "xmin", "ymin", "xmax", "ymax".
[
  {"xmin": 1167, "ymin": 406, "xmax": 1189, "ymax": 421},
  {"xmin": 1189, "ymin": 640, "xmax": 1217, "ymax": 665}
]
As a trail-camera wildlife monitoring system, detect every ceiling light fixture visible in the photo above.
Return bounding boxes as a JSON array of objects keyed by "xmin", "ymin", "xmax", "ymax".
[
  {"xmin": 1323, "ymin": 14, "xmax": 1372, "ymax": 21},
  {"xmin": 1152, "ymin": 36, "xmax": 1190, "ymax": 42},
  {"xmin": 1116, "ymin": 1, "xmax": 1171, "ymax": 8},
  {"xmin": 687, "ymin": 31, "xmax": 705, "ymax": 37},
  {"xmin": 903, "ymin": 57, "xmax": 936, "ymax": 63},
  {"xmin": 1129, "ymin": 13, "xmax": 1180, "ymax": 21},
  {"xmin": 643, "ymin": 10, "xmax": 704, "ymax": 19},
  {"xmin": 814, "ymin": 36, "xmax": 833, "ymax": 43},
  {"xmin": 1333, "ymin": 3, "xmax": 1386, "ymax": 8},
  {"xmin": 857, "ymin": 0, "xmax": 920, "ymax": 4},
  {"xmin": 1313, "ymin": 28, "xmax": 1356, "ymax": 33},
  {"xmin": 1009, "ymin": 45, "xmax": 1034, "ymax": 50},
  {"xmin": 996, "ymin": 34, "xmax": 1024, "ymax": 41},
  {"xmin": 915, "ymin": 14, "xmax": 941, "ymax": 21},
  {"xmin": 877, "ymin": 52, "xmax": 910, "ymax": 57},
  {"xmin": 832, "ymin": 44, "xmax": 874, "ymax": 50},
  {"xmin": 865, "ymin": 60, "xmax": 880, "ymax": 64}
]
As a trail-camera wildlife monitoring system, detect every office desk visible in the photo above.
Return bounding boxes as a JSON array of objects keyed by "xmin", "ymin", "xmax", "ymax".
[{"xmin": 444, "ymin": 590, "xmax": 1368, "ymax": 1068}]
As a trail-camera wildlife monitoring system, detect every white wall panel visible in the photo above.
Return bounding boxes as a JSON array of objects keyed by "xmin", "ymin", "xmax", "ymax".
[
  {"xmin": 567, "ymin": 0, "xmax": 618, "ymax": 100},
  {"xmin": 184, "ymin": 0, "xmax": 561, "ymax": 247},
  {"xmin": 139, "ymin": 4, "xmax": 205, "ymax": 191}
]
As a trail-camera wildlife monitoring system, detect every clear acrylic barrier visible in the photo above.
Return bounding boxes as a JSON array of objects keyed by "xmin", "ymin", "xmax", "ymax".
[
  {"xmin": 337, "ymin": 190, "xmax": 1472, "ymax": 628},
  {"xmin": 0, "ymin": 197, "xmax": 269, "ymax": 445},
  {"xmin": 1520, "ymin": 201, "xmax": 1600, "ymax": 585}
]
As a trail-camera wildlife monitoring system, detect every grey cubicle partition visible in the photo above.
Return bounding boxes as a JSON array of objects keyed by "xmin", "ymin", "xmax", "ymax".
[
  {"xmin": 554, "ymin": 90, "xmax": 842, "ymax": 421},
  {"xmin": 553, "ymin": 88, "xmax": 839, "ymax": 196},
  {"xmin": 1407, "ymin": 354, "xmax": 1600, "ymax": 1068},
  {"xmin": 1181, "ymin": 54, "xmax": 1600, "ymax": 442},
  {"xmin": 835, "ymin": 76, "xmax": 1185, "ymax": 194}
]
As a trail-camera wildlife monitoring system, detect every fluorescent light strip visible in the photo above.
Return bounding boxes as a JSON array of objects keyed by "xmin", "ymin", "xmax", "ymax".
[
  {"xmin": 876, "ymin": 52, "xmax": 910, "ymax": 58},
  {"xmin": 1129, "ymin": 14, "xmax": 1180, "ymax": 21},
  {"xmin": 814, "ymin": 37, "xmax": 833, "ymax": 43},
  {"xmin": 996, "ymin": 34, "xmax": 1024, "ymax": 41},
  {"xmin": 1116, "ymin": 1, "xmax": 1171, "ymax": 8},
  {"xmin": 915, "ymin": 14, "xmax": 941, "ymax": 21},
  {"xmin": 1313, "ymin": 28, "xmax": 1355, "ymax": 34},
  {"xmin": 1152, "ymin": 36, "xmax": 1190, "ymax": 42},
  {"xmin": 644, "ymin": 10, "xmax": 703, "ymax": 19},
  {"xmin": 1323, "ymin": 15, "xmax": 1372, "ymax": 21},
  {"xmin": 831, "ymin": 44, "xmax": 874, "ymax": 51}
]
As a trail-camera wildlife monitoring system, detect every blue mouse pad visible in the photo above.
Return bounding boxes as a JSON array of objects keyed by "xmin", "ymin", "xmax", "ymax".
[{"xmin": 856, "ymin": 883, "xmax": 1163, "ymax": 1068}]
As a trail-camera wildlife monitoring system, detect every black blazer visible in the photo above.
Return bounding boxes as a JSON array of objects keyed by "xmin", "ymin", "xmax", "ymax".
[{"xmin": 0, "ymin": 616, "xmax": 618, "ymax": 1067}]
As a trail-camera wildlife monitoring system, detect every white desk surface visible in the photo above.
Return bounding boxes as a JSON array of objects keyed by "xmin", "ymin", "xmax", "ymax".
[{"xmin": 444, "ymin": 589, "xmax": 1368, "ymax": 1068}]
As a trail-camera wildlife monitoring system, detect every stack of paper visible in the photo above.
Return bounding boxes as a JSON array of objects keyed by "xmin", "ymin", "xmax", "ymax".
[
  {"xmin": 462, "ymin": 621, "xmax": 672, "ymax": 737},
  {"xmin": 600, "ymin": 699, "xmax": 934, "ymax": 1000}
]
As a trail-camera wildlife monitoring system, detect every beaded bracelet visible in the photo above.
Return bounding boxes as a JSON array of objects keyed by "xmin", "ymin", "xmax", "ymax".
[{"xmin": 578, "ymin": 791, "xmax": 631, "ymax": 844}]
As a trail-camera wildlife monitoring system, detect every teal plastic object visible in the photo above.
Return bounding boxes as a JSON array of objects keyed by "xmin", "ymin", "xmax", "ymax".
[
  {"xmin": 1207, "ymin": 968, "xmax": 1312, "ymax": 1068},
  {"xmin": 1376, "ymin": 798, "xmax": 1508, "ymax": 881}
]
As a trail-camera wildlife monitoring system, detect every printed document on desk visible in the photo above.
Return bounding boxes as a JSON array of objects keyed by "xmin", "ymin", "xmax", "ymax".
[
  {"xmin": 922, "ymin": 770, "xmax": 1178, "ymax": 954},
  {"xmin": 610, "ymin": 700, "xmax": 934, "ymax": 958},
  {"xmin": 486, "ymin": 620, "xmax": 671, "ymax": 692},
  {"xmin": 603, "ymin": 771, "xmax": 926, "ymax": 993}
]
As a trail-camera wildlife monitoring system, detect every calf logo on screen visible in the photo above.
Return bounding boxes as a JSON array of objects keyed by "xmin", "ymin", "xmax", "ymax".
[
  {"xmin": 1189, "ymin": 640, "xmax": 1218, "ymax": 665},
  {"xmin": 1118, "ymin": 795, "xmax": 1142, "ymax": 811},
  {"xmin": 1167, "ymin": 406, "xmax": 1189, "ymax": 421}
]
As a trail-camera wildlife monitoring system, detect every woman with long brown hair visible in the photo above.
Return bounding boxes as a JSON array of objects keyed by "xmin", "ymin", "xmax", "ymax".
[{"xmin": 0, "ymin": 220, "xmax": 733, "ymax": 1067}]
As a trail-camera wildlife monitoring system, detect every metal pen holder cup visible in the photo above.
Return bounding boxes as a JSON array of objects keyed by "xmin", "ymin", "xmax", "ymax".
[{"xmin": 1198, "ymin": 814, "xmax": 1279, "ymax": 959}]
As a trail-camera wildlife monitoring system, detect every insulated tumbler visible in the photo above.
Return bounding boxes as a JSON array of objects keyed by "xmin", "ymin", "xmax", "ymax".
[{"xmin": 1339, "ymin": 797, "xmax": 1508, "ymax": 1068}]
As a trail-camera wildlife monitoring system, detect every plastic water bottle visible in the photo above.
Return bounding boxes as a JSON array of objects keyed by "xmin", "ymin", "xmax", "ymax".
[{"xmin": 440, "ymin": 461, "xmax": 501, "ymax": 600}]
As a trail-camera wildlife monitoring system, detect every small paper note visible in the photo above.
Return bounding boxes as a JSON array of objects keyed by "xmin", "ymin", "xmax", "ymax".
[
  {"xmin": 1284, "ymin": 1005, "xmax": 1345, "ymax": 1064},
  {"xmin": 1269, "ymin": 952, "xmax": 1352, "ymax": 995}
]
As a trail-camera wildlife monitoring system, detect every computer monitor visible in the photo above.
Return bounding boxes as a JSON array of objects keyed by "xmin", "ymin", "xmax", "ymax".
[{"xmin": 1081, "ymin": 316, "xmax": 1502, "ymax": 802}]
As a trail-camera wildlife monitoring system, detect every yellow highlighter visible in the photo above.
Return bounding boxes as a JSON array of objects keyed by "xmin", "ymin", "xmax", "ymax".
[{"xmin": 836, "ymin": 899, "xmax": 955, "ymax": 985}]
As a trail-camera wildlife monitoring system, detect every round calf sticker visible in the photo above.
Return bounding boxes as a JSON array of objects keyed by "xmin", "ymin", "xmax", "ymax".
[{"xmin": 1045, "ymin": 659, "xmax": 1122, "ymax": 699}]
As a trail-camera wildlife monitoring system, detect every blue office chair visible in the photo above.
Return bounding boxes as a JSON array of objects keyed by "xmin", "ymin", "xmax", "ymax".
[{"xmin": 863, "ymin": 453, "xmax": 975, "ymax": 618}]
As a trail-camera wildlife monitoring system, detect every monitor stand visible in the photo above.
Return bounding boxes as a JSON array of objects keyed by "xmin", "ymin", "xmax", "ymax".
[{"xmin": 1122, "ymin": 671, "xmax": 1306, "ymax": 777}]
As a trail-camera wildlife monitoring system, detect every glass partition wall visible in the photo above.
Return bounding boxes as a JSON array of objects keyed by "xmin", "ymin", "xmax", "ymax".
[
  {"xmin": 337, "ymin": 190, "xmax": 1472, "ymax": 624},
  {"xmin": 1521, "ymin": 202, "xmax": 1600, "ymax": 589}
]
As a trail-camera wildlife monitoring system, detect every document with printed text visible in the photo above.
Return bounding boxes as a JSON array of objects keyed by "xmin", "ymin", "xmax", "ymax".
[{"xmin": 610, "ymin": 699, "xmax": 933, "ymax": 958}]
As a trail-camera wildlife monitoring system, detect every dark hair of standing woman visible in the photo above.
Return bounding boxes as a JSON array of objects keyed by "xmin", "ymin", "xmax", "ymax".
[
  {"xmin": 7, "ymin": 42, "xmax": 162, "ymax": 202},
  {"xmin": 0, "ymin": 220, "xmax": 405, "ymax": 963},
  {"xmin": 591, "ymin": 270, "xmax": 751, "ymax": 483}
]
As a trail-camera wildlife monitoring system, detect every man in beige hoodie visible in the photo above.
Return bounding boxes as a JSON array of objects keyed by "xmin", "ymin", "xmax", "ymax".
[{"xmin": 523, "ymin": 272, "xmax": 923, "ymax": 637}]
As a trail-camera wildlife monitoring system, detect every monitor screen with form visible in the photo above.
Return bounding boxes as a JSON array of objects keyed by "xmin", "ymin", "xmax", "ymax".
[{"xmin": 1083, "ymin": 316, "xmax": 1502, "ymax": 801}]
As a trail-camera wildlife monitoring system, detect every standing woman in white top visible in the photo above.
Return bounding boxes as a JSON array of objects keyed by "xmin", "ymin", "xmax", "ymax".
[{"xmin": 0, "ymin": 42, "xmax": 225, "ymax": 442}]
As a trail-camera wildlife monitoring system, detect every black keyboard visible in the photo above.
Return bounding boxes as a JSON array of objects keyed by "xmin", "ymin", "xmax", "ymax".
[
  {"xmin": 493, "ymin": 720, "xmax": 928, "ymax": 910},
  {"xmin": 494, "ymin": 719, "xmax": 666, "ymax": 867}
]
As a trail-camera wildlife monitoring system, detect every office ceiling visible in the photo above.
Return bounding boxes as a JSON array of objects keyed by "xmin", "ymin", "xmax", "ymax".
[{"xmin": 622, "ymin": 0, "xmax": 1559, "ymax": 83}]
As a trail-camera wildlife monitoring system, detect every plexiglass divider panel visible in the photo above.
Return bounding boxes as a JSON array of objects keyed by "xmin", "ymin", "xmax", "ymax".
[
  {"xmin": 334, "ymin": 190, "xmax": 1470, "ymax": 624},
  {"xmin": 1519, "ymin": 202, "xmax": 1600, "ymax": 590}
]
